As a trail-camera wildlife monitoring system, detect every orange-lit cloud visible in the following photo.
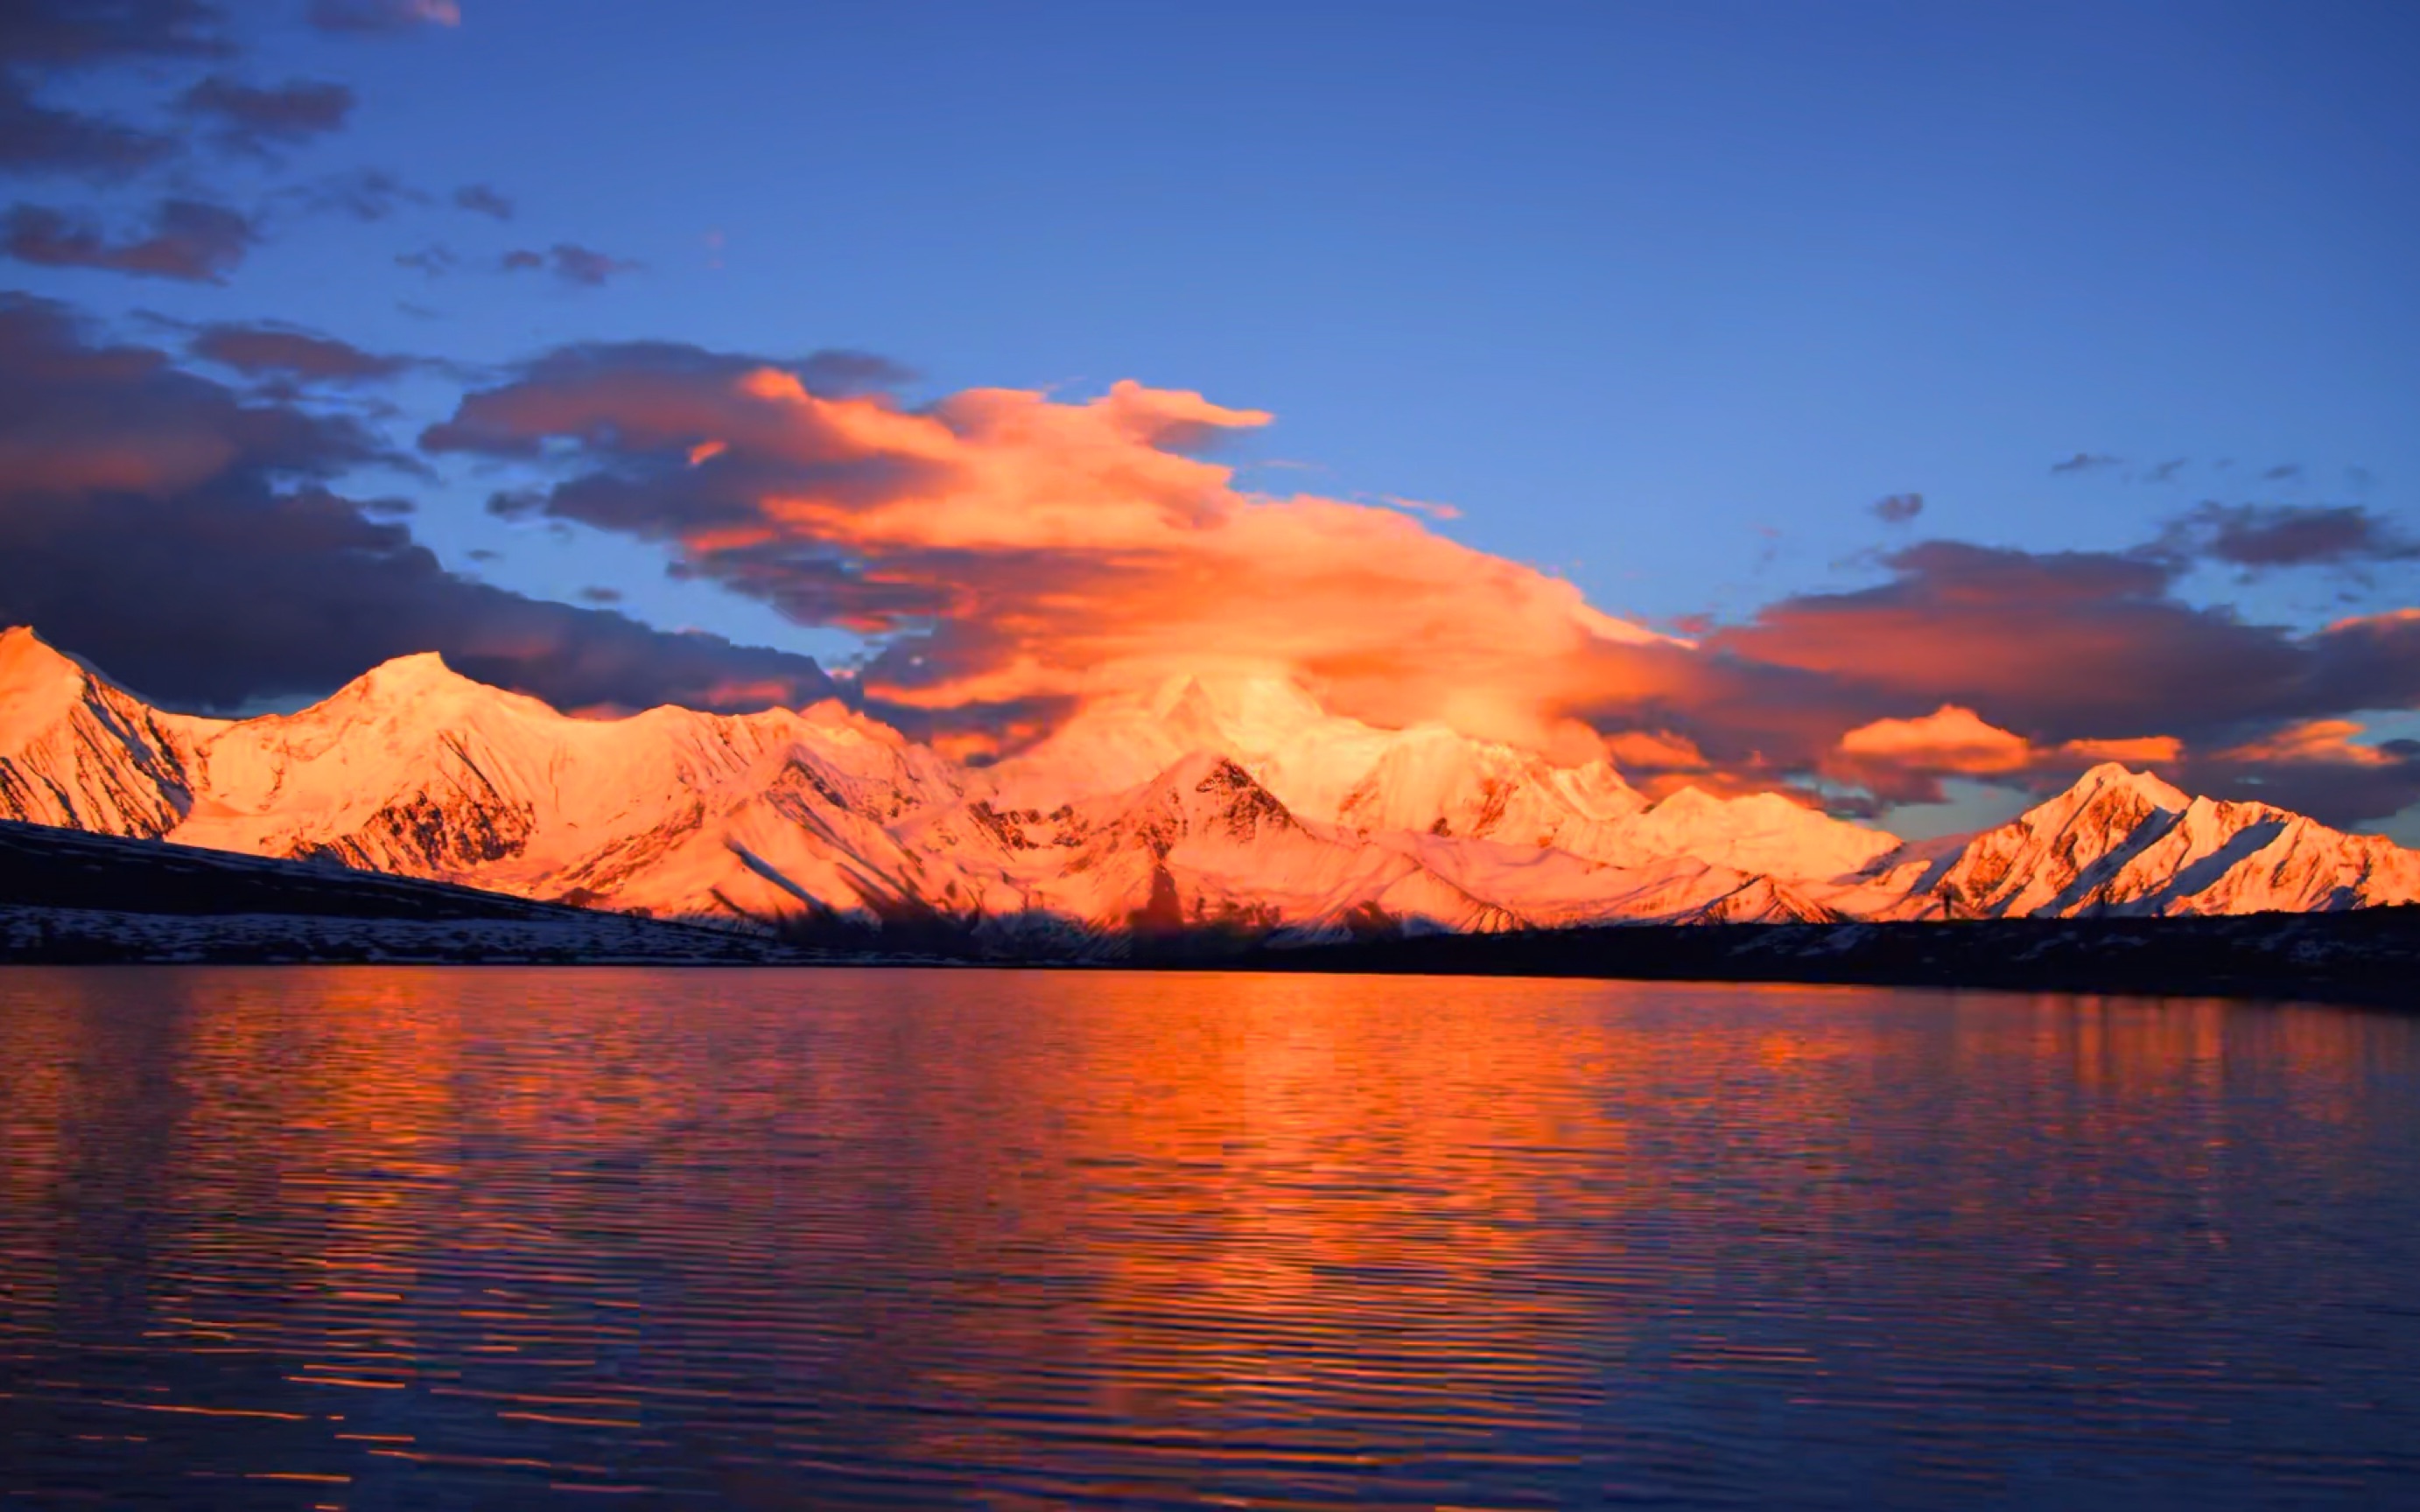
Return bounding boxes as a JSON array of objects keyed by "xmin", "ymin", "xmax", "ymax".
[
  {"xmin": 436, "ymin": 364, "xmax": 1681, "ymax": 760},
  {"xmin": 1837, "ymin": 705, "xmax": 2034, "ymax": 774},
  {"xmin": 2218, "ymin": 718, "xmax": 2395, "ymax": 767},
  {"xmin": 1831, "ymin": 704, "xmax": 2185, "ymax": 789},
  {"xmin": 423, "ymin": 344, "xmax": 2420, "ymax": 823}
]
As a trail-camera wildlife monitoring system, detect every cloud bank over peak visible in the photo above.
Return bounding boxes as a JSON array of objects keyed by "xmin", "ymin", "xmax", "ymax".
[
  {"xmin": 426, "ymin": 344, "xmax": 1679, "ymax": 762},
  {"xmin": 414, "ymin": 342, "xmax": 2420, "ymax": 824}
]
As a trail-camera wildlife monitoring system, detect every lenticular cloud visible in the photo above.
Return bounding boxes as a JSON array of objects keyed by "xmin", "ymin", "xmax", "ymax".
[{"xmin": 428, "ymin": 356, "xmax": 1680, "ymax": 761}]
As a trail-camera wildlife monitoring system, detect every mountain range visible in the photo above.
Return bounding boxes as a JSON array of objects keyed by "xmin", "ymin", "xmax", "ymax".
[{"xmin": 4, "ymin": 624, "xmax": 2416, "ymax": 954}]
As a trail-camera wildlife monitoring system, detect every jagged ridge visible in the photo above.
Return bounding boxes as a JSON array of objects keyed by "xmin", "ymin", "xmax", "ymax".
[{"xmin": 3, "ymin": 626, "xmax": 2415, "ymax": 952}]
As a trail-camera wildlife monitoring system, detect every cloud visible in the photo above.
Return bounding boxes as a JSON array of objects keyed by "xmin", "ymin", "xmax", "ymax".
[
  {"xmin": 1704, "ymin": 542, "xmax": 2309, "ymax": 744},
  {"xmin": 2145, "ymin": 458, "xmax": 2188, "ymax": 484},
  {"xmin": 414, "ymin": 344, "xmax": 2420, "ymax": 822},
  {"xmin": 307, "ymin": 0, "xmax": 460, "ymax": 34},
  {"xmin": 2218, "ymin": 718, "xmax": 2395, "ymax": 768},
  {"xmin": 179, "ymin": 74, "xmax": 354, "ymax": 155},
  {"xmin": 452, "ymin": 181, "xmax": 512, "ymax": 220},
  {"xmin": 187, "ymin": 321, "xmax": 410, "ymax": 383},
  {"xmin": 395, "ymin": 243, "xmax": 455, "ymax": 276},
  {"xmin": 1700, "ymin": 544, "xmax": 2420, "ymax": 816},
  {"xmin": 286, "ymin": 166, "xmax": 426, "ymax": 221},
  {"xmin": 2051, "ymin": 452, "xmax": 2122, "ymax": 474},
  {"xmin": 0, "ymin": 0, "xmax": 228, "ymax": 65},
  {"xmin": 9, "ymin": 298, "xmax": 2409, "ymax": 826},
  {"xmin": 1870, "ymin": 492, "xmax": 1923, "ymax": 524},
  {"xmin": 2261, "ymin": 462, "xmax": 2303, "ymax": 483},
  {"xmin": 424, "ymin": 344, "xmax": 1682, "ymax": 760},
  {"xmin": 1836, "ymin": 704, "xmax": 2034, "ymax": 774},
  {"xmin": 2159, "ymin": 501, "xmax": 2420, "ymax": 570},
  {"xmin": 0, "ymin": 292, "xmax": 832, "ymax": 716},
  {"xmin": 0, "ymin": 3, "xmax": 224, "ymax": 178},
  {"xmin": 1600, "ymin": 729, "xmax": 1714, "ymax": 774},
  {"xmin": 501, "ymin": 242, "xmax": 636, "ymax": 287},
  {"xmin": 1831, "ymin": 704, "xmax": 2183, "ymax": 790},
  {"xmin": 3, "ymin": 199, "xmax": 254, "ymax": 282},
  {"xmin": 0, "ymin": 73, "xmax": 177, "ymax": 177}
]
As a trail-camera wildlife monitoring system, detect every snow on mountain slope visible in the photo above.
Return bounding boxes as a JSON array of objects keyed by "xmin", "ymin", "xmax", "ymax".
[
  {"xmin": 1613, "ymin": 787, "xmax": 1900, "ymax": 881},
  {"xmin": 0, "ymin": 627, "xmax": 219, "ymax": 837},
  {"xmin": 1884, "ymin": 763, "xmax": 2420, "ymax": 919},
  {"xmin": 2, "ymin": 631, "xmax": 972, "ymax": 931},
  {"xmin": 989, "ymin": 671, "xmax": 1884, "ymax": 881},
  {"xmin": 7, "ymin": 627, "xmax": 2417, "ymax": 940}
]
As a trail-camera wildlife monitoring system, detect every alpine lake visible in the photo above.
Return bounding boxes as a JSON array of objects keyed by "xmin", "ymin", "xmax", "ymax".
[{"xmin": 4, "ymin": 967, "xmax": 2416, "ymax": 1508}]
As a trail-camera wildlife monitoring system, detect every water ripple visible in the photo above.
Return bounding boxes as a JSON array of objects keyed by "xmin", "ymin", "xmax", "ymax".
[{"xmin": 2, "ymin": 968, "xmax": 2417, "ymax": 1508}]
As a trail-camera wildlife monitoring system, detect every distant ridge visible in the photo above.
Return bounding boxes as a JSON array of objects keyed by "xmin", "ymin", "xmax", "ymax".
[{"xmin": 3, "ymin": 625, "xmax": 2416, "ymax": 956}]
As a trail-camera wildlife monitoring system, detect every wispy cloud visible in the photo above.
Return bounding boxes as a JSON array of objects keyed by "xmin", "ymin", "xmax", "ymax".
[
  {"xmin": 501, "ymin": 242, "xmax": 637, "ymax": 287},
  {"xmin": 307, "ymin": 0, "xmax": 462, "ymax": 34},
  {"xmin": 187, "ymin": 320, "xmax": 412, "ymax": 382},
  {"xmin": 452, "ymin": 181, "xmax": 513, "ymax": 220},
  {"xmin": 2050, "ymin": 452, "xmax": 2122, "ymax": 474},
  {"xmin": 179, "ymin": 74, "xmax": 355, "ymax": 155},
  {"xmin": 3, "ymin": 199, "xmax": 254, "ymax": 283},
  {"xmin": 285, "ymin": 166, "xmax": 426, "ymax": 221},
  {"xmin": 0, "ymin": 74, "xmax": 176, "ymax": 177},
  {"xmin": 2157, "ymin": 500, "xmax": 2420, "ymax": 570}
]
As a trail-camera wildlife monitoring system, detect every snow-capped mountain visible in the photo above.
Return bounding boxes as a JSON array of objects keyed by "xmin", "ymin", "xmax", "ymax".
[
  {"xmin": 1862, "ymin": 762, "xmax": 2420, "ymax": 919},
  {"xmin": 4, "ymin": 626, "xmax": 2415, "ymax": 949}
]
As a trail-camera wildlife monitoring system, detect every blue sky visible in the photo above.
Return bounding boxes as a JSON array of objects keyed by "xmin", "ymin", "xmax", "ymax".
[{"xmin": 7, "ymin": 0, "xmax": 2418, "ymax": 836}]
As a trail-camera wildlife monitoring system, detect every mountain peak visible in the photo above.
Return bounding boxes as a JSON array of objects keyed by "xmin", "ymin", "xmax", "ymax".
[
  {"xmin": 0, "ymin": 626, "xmax": 97, "ymax": 750},
  {"xmin": 2065, "ymin": 761, "xmax": 2190, "ymax": 814},
  {"xmin": 326, "ymin": 650, "xmax": 521, "ymax": 711},
  {"xmin": 0, "ymin": 625, "xmax": 76, "ymax": 678}
]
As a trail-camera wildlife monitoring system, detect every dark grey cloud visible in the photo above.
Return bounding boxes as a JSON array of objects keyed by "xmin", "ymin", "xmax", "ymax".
[
  {"xmin": 394, "ymin": 242, "xmax": 455, "ymax": 276},
  {"xmin": 795, "ymin": 347, "xmax": 917, "ymax": 393},
  {"xmin": 452, "ymin": 182, "xmax": 512, "ymax": 220},
  {"xmin": 0, "ymin": 292, "xmax": 835, "ymax": 717},
  {"xmin": 0, "ymin": 74, "xmax": 176, "ymax": 177},
  {"xmin": 179, "ymin": 74, "xmax": 354, "ymax": 154},
  {"xmin": 0, "ymin": 0, "xmax": 226, "ymax": 64},
  {"xmin": 306, "ymin": 0, "xmax": 459, "ymax": 35},
  {"xmin": 2260, "ymin": 462, "xmax": 2303, "ymax": 483},
  {"xmin": 500, "ymin": 242, "xmax": 635, "ymax": 287},
  {"xmin": 0, "ymin": 2, "xmax": 226, "ymax": 178},
  {"xmin": 1687, "ymin": 538, "xmax": 2420, "ymax": 821},
  {"xmin": 3, "ymin": 198, "xmax": 254, "ymax": 282},
  {"xmin": 1870, "ymin": 492, "xmax": 1923, "ymax": 524},
  {"xmin": 2145, "ymin": 457, "xmax": 2188, "ymax": 484},
  {"xmin": 2159, "ymin": 501, "xmax": 2420, "ymax": 570},
  {"xmin": 2050, "ymin": 452, "xmax": 2122, "ymax": 474},
  {"xmin": 188, "ymin": 320, "xmax": 410, "ymax": 382},
  {"xmin": 577, "ymin": 585, "xmax": 622, "ymax": 605},
  {"xmin": 286, "ymin": 166, "xmax": 426, "ymax": 221}
]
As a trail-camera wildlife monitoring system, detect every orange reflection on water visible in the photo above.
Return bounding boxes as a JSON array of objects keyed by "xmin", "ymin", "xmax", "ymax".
[{"xmin": 1, "ymin": 968, "xmax": 2416, "ymax": 1509}]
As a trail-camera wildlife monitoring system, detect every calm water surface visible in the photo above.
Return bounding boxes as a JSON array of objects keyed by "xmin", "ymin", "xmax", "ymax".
[{"xmin": 3, "ymin": 969, "xmax": 2417, "ymax": 1508}]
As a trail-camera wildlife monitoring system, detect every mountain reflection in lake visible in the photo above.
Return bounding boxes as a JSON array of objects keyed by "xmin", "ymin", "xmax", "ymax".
[{"xmin": 3, "ymin": 968, "xmax": 2417, "ymax": 1508}]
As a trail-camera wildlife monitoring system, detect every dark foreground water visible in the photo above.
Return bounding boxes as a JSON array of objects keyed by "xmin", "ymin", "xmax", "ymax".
[{"xmin": 3, "ymin": 970, "xmax": 2417, "ymax": 1509}]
